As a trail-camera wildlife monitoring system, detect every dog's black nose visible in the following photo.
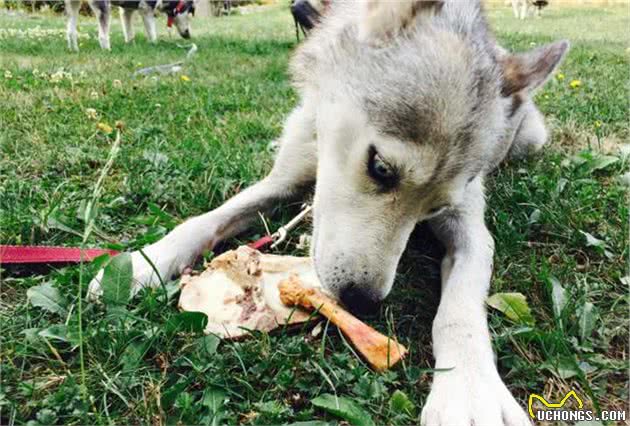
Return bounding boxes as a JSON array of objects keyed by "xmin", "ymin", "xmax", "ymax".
[
  {"xmin": 339, "ymin": 284, "xmax": 379, "ymax": 317},
  {"xmin": 181, "ymin": 30, "xmax": 191, "ymax": 39}
]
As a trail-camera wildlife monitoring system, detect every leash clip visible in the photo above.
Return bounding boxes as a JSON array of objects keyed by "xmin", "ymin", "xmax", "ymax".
[{"xmin": 270, "ymin": 203, "xmax": 312, "ymax": 249}]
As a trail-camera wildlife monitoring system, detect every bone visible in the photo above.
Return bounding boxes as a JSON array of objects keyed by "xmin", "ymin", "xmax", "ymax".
[{"xmin": 279, "ymin": 275, "xmax": 407, "ymax": 371}]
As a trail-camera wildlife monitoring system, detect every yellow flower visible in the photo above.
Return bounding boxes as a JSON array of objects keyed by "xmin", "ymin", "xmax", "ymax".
[
  {"xmin": 180, "ymin": 75, "xmax": 191, "ymax": 82},
  {"xmin": 85, "ymin": 108, "xmax": 98, "ymax": 120},
  {"xmin": 97, "ymin": 122, "xmax": 113, "ymax": 134},
  {"xmin": 594, "ymin": 120, "xmax": 602, "ymax": 129},
  {"xmin": 569, "ymin": 79, "xmax": 582, "ymax": 89},
  {"xmin": 556, "ymin": 73, "xmax": 565, "ymax": 81}
]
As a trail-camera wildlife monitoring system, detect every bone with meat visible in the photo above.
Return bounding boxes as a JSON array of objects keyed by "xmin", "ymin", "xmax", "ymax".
[
  {"xmin": 279, "ymin": 275, "xmax": 407, "ymax": 371},
  {"xmin": 179, "ymin": 246, "xmax": 320, "ymax": 338}
]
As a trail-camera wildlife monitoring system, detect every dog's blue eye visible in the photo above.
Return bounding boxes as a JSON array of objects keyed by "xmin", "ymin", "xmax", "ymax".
[
  {"xmin": 373, "ymin": 157, "xmax": 393, "ymax": 178},
  {"xmin": 368, "ymin": 146, "xmax": 398, "ymax": 189}
]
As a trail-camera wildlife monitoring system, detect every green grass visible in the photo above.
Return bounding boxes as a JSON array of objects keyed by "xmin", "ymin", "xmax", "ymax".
[{"xmin": 1, "ymin": 3, "xmax": 628, "ymax": 425}]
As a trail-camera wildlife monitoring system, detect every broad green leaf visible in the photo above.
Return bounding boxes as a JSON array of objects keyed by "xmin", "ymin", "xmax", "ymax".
[
  {"xmin": 121, "ymin": 339, "xmax": 149, "ymax": 372},
  {"xmin": 198, "ymin": 334, "xmax": 220, "ymax": 356},
  {"xmin": 38, "ymin": 324, "xmax": 80, "ymax": 345},
  {"xmin": 585, "ymin": 154, "xmax": 619, "ymax": 172},
  {"xmin": 389, "ymin": 390, "xmax": 416, "ymax": 416},
  {"xmin": 486, "ymin": 292, "xmax": 534, "ymax": 326},
  {"xmin": 579, "ymin": 302, "xmax": 596, "ymax": 342},
  {"xmin": 579, "ymin": 231, "xmax": 606, "ymax": 249},
  {"xmin": 528, "ymin": 209, "xmax": 541, "ymax": 224},
  {"xmin": 100, "ymin": 253, "xmax": 132, "ymax": 305},
  {"xmin": 202, "ymin": 387, "xmax": 227, "ymax": 426},
  {"xmin": 548, "ymin": 276, "xmax": 567, "ymax": 320},
  {"xmin": 555, "ymin": 357, "xmax": 580, "ymax": 379},
  {"xmin": 553, "ymin": 178, "xmax": 568, "ymax": 196},
  {"xmin": 166, "ymin": 311, "xmax": 208, "ymax": 334},
  {"xmin": 312, "ymin": 394, "xmax": 375, "ymax": 426},
  {"xmin": 27, "ymin": 282, "xmax": 67, "ymax": 314}
]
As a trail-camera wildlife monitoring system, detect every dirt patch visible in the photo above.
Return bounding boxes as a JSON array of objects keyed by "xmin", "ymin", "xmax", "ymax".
[{"xmin": 550, "ymin": 120, "xmax": 627, "ymax": 154}]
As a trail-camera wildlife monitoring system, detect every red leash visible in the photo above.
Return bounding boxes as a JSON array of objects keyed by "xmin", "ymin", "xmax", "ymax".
[
  {"xmin": 0, "ymin": 245, "xmax": 119, "ymax": 264},
  {"xmin": 1, "ymin": 205, "xmax": 312, "ymax": 265}
]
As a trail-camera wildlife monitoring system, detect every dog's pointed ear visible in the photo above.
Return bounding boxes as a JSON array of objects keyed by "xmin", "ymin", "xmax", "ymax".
[
  {"xmin": 500, "ymin": 40, "xmax": 570, "ymax": 96},
  {"xmin": 357, "ymin": 0, "xmax": 444, "ymax": 45}
]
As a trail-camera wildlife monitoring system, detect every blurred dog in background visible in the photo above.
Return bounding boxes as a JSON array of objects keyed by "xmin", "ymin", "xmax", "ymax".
[
  {"xmin": 65, "ymin": 0, "xmax": 195, "ymax": 51},
  {"xmin": 511, "ymin": 0, "xmax": 549, "ymax": 19}
]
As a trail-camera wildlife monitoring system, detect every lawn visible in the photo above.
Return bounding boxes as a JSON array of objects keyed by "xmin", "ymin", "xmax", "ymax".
[{"xmin": 0, "ymin": 3, "xmax": 628, "ymax": 425}]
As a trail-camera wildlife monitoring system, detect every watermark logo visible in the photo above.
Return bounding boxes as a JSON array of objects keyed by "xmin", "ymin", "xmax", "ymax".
[
  {"xmin": 528, "ymin": 390, "xmax": 626, "ymax": 423},
  {"xmin": 528, "ymin": 390, "xmax": 583, "ymax": 418}
]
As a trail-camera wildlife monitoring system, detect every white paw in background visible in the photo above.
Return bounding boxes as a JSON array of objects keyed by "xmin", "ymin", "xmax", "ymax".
[
  {"xmin": 87, "ymin": 240, "xmax": 195, "ymax": 301},
  {"xmin": 421, "ymin": 366, "xmax": 532, "ymax": 426}
]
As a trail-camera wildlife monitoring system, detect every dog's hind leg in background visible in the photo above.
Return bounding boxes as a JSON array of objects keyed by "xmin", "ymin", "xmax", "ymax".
[
  {"xmin": 87, "ymin": 104, "xmax": 318, "ymax": 299},
  {"xmin": 140, "ymin": 3, "xmax": 158, "ymax": 44},
  {"xmin": 120, "ymin": 7, "xmax": 136, "ymax": 43},
  {"xmin": 65, "ymin": 0, "xmax": 81, "ymax": 51}
]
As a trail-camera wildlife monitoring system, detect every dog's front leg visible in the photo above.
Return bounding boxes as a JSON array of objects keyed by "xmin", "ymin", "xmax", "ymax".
[
  {"xmin": 65, "ymin": 0, "xmax": 80, "ymax": 51},
  {"xmin": 88, "ymin": 0, "xmax": 111, "ymax": 50},
  {"xmin": 421, "ymin": 178, "xmax": 531, "ymax": 426},
  {"xmin": 88, "ymin": 104, "xmax": 317, "ymax": 299}
]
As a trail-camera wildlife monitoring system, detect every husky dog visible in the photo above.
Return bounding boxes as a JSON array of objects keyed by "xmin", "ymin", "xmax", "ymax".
[
  {"xmin": 89, "ymin": 0, "xmax": 567, "ymax": 423},
  {"xmin": 65, "ymin": 0, "xmax": 195, "ymax": 51},
  {"xmin": 511, "ymin": 0, "xmax": 548, "ymax": 19}
]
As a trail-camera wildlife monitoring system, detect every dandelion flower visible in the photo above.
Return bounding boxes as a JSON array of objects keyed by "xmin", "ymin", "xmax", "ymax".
[
  {"xmin": 556, "ymin": 73, "xmax": 565, "ymax": 81},
  {"xmin": 180, "ymin": 75, "xmax": 191, "ymax": 82},
  {"xmin": 569, "ymin": 79, "xmax": 582, "ymax": 89},
  {"xmin": 594, "ymin": 120, "xmax": 602, "ymax": 129},
  {"xmin": 97, "ymin": 122, "xmax": 113, "ymax": 134},
  {"xmin": 85, "ymin": 108, "xmax": 98, "ymax": 120}
]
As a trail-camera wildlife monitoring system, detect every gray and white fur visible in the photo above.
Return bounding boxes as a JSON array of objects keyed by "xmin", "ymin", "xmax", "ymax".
[
  {"xmin": 65, "ymin": 0, "xmax": 195, "ymax": 51},
  {"xmin": 89, "ymin": 1, "xmax": 568, "ymax": 424}
]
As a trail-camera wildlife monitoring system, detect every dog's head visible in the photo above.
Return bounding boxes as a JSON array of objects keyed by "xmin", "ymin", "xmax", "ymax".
[
  {"xmin": 296, "ymin": 0, "xmax": 568, "ymax": 314},
  {"xmin": 166, "ymin": 0, "xmax": 195, "ymax": 39}
]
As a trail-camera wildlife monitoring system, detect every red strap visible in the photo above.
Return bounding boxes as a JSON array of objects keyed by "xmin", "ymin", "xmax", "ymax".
[
  {"xmin": 167, "ymin": 15, "xmax": 174, "ymax": 27},
  {"xmin": 0, "ymin": 245, "xmax": 119, "ymax": 264},
  {"xmin": 248, "ymin": 235, "xmax": 274, "ymax": 251}
]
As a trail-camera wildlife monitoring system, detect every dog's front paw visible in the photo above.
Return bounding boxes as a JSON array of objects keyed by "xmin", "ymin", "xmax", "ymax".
[
  {"xmin": 421, "ymin": 369, "xmax": 531, "ymax": 426},
  {"xmin": 87, "ymin": 242, "xmax": 194, "ymax": 301}
]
